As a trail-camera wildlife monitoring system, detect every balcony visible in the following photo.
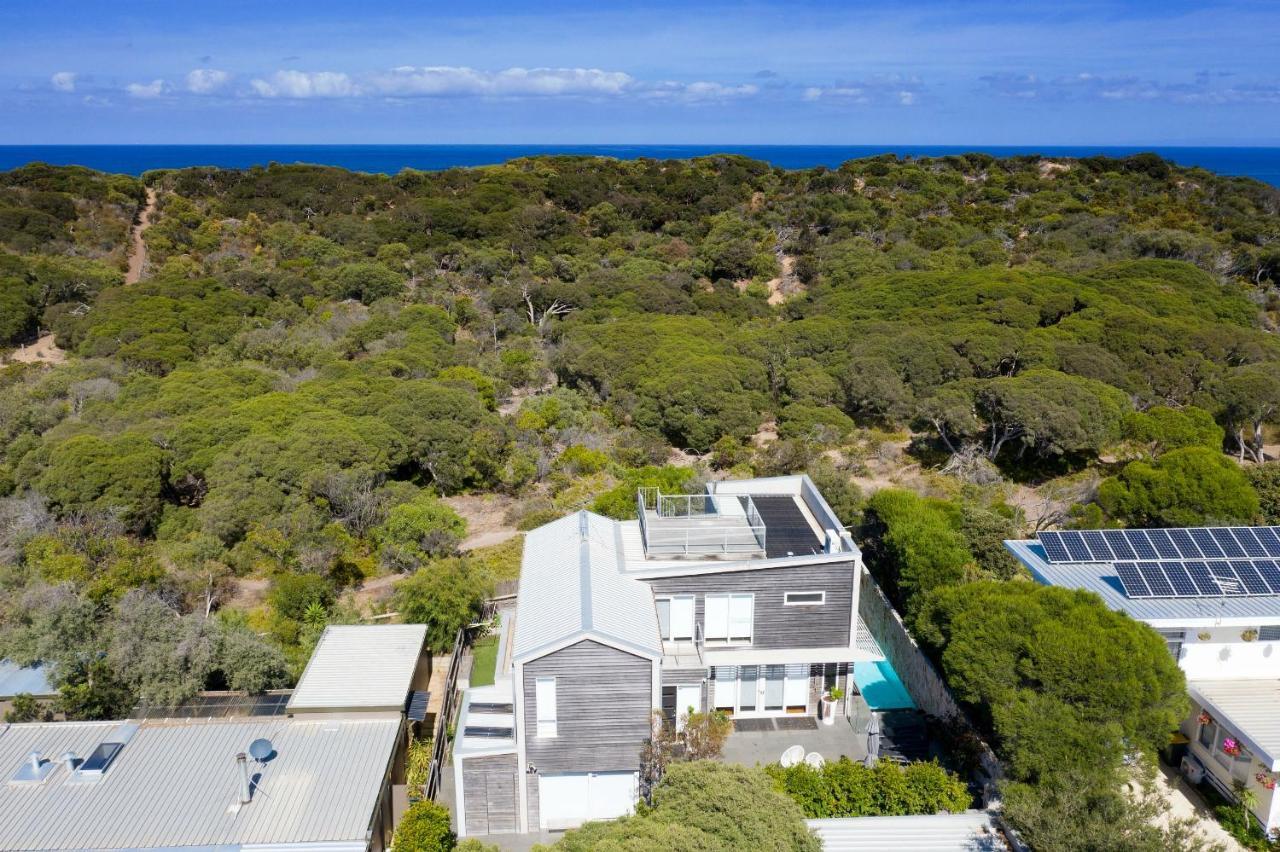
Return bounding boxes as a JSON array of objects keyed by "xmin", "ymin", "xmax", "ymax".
[{"xmin": 637, "ymin": 488, "xmax": 768, "ymax": 559}]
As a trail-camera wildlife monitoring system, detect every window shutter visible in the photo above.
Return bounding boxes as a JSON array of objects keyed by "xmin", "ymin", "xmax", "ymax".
[
  {"xmin": 655, "ymin": 599, "xmax": 671, "ymax": 640},
  {"xmin": 729, "ymin": 595, "xmax": 753, "ymax": 640},
  {"xmin": 671, "ymin": 596, "xmax": 695, "ymax": 640},
  {"xmin": 536, "ymin": 677, "xmax": 557, "ymax": 736}
]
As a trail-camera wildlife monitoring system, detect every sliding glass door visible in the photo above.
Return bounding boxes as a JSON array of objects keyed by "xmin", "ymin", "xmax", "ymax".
[{"xmin": 711, "ymin": 665, "xmax": 812, "ymax": 717}]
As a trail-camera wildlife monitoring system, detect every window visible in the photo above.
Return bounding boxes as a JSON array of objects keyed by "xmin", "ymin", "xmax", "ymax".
[
  {"xmin": 785, "ymin": 591, "xmax": 825, "ymax": 606},
  {"xmin": 656, "ymin": 597, "xmax": 694, "ymax": 641},
  {"xmin": 1260, "ymin": 626, "xmax": 1280, "ymax": 642},
  {"xmin": 1156, "ymin": 629, "xmax": 1184, "ymax": 660},
  {"xmin": 705, "ymin": 594, "xmax": 753, "ymax": 644},
  {"xmin": 535, "ymin": 677, "xmax": 557, "ymax": 738},
  {"xmin": 1198, "ymin": 718, "xmax": 1216, "ymax": 749}
]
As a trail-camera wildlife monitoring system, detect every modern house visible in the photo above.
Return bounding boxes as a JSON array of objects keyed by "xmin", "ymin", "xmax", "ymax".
[
  {"xmin": 453, "ymin": 475, "xmax": 886, "ymax": 837},
  {"xmin": 0, "ymin": 661, "xmax": 56, "ymax": 719},
  {"xmin": 1006, "ymin": 527, "xmax": 1280, "ymax": 833}
]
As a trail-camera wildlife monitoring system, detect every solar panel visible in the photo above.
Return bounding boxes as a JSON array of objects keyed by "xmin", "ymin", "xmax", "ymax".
[
  {"xmin": 1082, "ymin": 530, "xmax": 1114, "ymax": 561},
  {"xmin": 1160, "ymin": 561, "xmax": 1199, "ymax": 596},
  {"xmin": 1252, "ymin": 559, "xmax": 1280, "ymax": 593},
  {"xmin": 1231, "ymin": 560, "xmax": 1272, "ymax": 595},
  {"xmin": 1136, "ymin": 562, "xmax": 1175, "ymax": 597},
  {"xmin": 1184, "ymin": 561, "xmax": 1218, "ymax": 595},
  {"xmin": 1104, "ymin": 529, "xmax": 1139, "ymax": 559},
  {"xmin": 1256, "ymin": 527, "xmax": 1280, "ymax": 557},
  {"xmin": 1062, "ymin": 531, "xmax": 1093, "ymax": 561},
  {"xmin": 1192, "ymin": 529, "xmax": 1225, "ymax": 558},
  {"xmin": 1038, "ymin": 531, "xmax": 1072, "ymax": 562},
  {"xmin": 1167, "ymin": 528, "xmax": 1202, "ymax": 558},
  {"xmin": 1211, "ymin": 529, "xmax": 1247, "ymax": 558},
  {"xmin": 1145, "ymin": 529, "xmax": 1181, "ymax": 559},
  {"xmin": 1206, "ymin": 561, "xmax": 1245, "ymax": 595},
  {"xmin": 1114, "ymin": 562, "xmax": 1152, "ymax": 598},
  {"xmin": 1233, "ymin": 528, "xmax": 1267, "ymax": 558}
]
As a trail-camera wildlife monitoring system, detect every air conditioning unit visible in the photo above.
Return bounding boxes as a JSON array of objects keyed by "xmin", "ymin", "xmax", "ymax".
[{"xmin": 1181, "ymin": 754, "xmax": 1206, "ymax": 785}]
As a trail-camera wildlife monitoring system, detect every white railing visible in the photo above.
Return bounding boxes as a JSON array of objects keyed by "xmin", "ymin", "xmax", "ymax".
[{"xmin": 638, "ymin": 488, "xmax": 767, "ymax": 557}]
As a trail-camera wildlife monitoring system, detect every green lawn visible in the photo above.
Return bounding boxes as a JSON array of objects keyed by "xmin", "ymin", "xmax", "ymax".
[{"xmin": 470, "ymin": 634, "xmax": 498, "ymax": 687}]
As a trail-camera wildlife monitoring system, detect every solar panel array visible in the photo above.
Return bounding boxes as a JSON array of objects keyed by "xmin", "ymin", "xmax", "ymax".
[{"xmin": 1036, "ymin": 527, "xmax": 1280, "ymax": 599}]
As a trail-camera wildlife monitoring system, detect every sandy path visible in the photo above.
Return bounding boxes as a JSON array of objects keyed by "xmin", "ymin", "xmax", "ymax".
[
  {"xmin": 5, "ymin": 333, "xmax": 67, "ymax": 365},
  {"xmin": 125, "ymin": 187, "xmax": 157, "ymax": 285}
]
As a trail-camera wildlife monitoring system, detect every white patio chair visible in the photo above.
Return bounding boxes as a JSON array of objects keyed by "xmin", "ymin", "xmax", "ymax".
[
  {"xmin": 804, "ymin": 752, "xmax": 826, "ymax": 769},
  {"xmin": 780, "ymin": 745, "xmax": 805, "ymax": 767}
]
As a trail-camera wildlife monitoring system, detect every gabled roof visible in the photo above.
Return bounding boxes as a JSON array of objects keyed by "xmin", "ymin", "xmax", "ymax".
[
  {"xmin": 1006, "ymin": 539, "xmax": 1280, "ymax": 626},
  {"xmin": 287, "ymin": 624, "xmax": 427, "ymax": 712},
  {"xmin": 1190, "ymin": 679, "xmax": 1280, "ymax": 771},
  {"xmin": 512, "ymin": 511, "xmax": 661, "ymax": 662},
  {"xmin": 0, "ymin": 661, "xmax": 55, "ymax": 699},
  {"xmin": 807, "ymin": 811, "xmax": 1007, "ymax": 851}
]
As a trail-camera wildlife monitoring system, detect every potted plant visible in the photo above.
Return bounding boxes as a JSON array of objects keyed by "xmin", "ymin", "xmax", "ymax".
[
  {"xmin": 1256, "ymin": 769, "xmax": 1277, "ymax": 791},
  {"xmin": 1242, "ymin": 628, "xmax": 1259, "ymax": 642},
  {"xmin": 1222, "ymin": 737, "xmax": 1242, "ymax": 757},
  {"xmin": 820, "ymin": 687, "xmax": 845, "ymax": 726},
  {"xmin": 1198, "ymin": 710, "xmax": 1213, "ymax": 726},
  {"xmin": 1197, "ymin": 630, "xmax": 1211, "ymax": 641}
]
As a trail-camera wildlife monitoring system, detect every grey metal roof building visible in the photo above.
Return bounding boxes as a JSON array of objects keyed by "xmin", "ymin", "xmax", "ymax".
[
  {"xmin": 287, "ymin": 624, "xmax": 428, "ymax": 713},
  {"xmin": 807, "ymin": 811, "xmax": 1008, "ymax": 851},
  {"xmin": 0, "ymin": 662, "xmax": 54, "ymax": 700},
  {"xmin": 0, "ymin": 716, "xmax": 399, "ymax": 851},
  {"xmin": 1005, "ymin": 538, "xmax": 1280, "ymax": 627}
]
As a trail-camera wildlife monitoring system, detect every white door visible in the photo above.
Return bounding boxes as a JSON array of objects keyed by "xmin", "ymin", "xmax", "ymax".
[
  {"xmin": 539, "ymin": 772, "xmax": 637, "ymax": 829},
  {"xmin": 675, "ymin": 684, "xmax": 701, "ymax": 731},
  {"xmin": 587, "ymin": 772, "xmax": 638, "ymax": 821}
]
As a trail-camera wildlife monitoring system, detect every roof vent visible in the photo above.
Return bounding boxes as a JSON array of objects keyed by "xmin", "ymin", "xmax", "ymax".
[{"xmin": 10, "ymin": 750, "xmax": 55, "ymax": 785}]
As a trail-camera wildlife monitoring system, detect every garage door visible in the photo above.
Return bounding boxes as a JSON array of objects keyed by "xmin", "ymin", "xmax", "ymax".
[{"xmin": 539, "ymin": 771, "xmax": 637, "ymax": 830}]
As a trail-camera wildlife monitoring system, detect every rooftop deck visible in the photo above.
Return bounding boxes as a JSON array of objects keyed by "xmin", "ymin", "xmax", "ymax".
[{"xmin": 638, "ymin": 488, "xmax": 768, "ymax": 559}]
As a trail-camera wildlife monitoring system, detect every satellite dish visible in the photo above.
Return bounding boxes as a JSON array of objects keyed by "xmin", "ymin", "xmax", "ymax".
[{"xmin": 248, "ymin": 738, "xmax": 275, "ymax": 763}]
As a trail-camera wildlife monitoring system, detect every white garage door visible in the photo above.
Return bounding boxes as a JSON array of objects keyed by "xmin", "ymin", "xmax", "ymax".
[{"xmin": 539, "ymin": 771, "xmax": 637, "ymax": 829}]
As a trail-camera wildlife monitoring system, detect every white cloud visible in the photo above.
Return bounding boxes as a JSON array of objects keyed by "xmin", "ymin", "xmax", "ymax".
[
  {"xmin": 367, "ymin": 66, "xmax": 634, "ymax": 98},
  {"xmin": 979, "ymin": 71, "xmax": 1280, "ymax": 105},
  {"xmin": 126, "ymin": 79, "xmax": 168, "ymax": 99},
  {"xmin": 242, "ymin": 65, "xmax": 756, "ymax": 102},
  {"xmin": 802, "ymin": 75, "xmax": 923, "ymax": 106},
  {"xmin": 186, "ymin": 68, "xmax": 230, "ymax": 94},
  {"xmin": 249, "ymin": 70, "xmax": 357, "ymax": 98},
  {"xmin": 50, "ymin": 71, "xmax": 76, "ymax": 92}
]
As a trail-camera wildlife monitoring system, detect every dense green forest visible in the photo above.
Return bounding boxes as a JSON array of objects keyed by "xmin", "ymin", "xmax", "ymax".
[{"xmin": 2, "ymin": 152, "xmax": 1280, "ymax": 848}]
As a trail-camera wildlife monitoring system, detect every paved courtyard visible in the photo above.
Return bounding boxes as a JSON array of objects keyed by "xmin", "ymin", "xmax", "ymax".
[{"xmin": 720, "ymin": 715, "xmax": 869, "ymax": 768}]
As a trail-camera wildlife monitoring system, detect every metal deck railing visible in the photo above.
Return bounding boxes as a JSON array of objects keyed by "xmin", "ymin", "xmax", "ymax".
[{"xmin": 637, "ymin": 488, "xmax": 767, "ymax": 557}]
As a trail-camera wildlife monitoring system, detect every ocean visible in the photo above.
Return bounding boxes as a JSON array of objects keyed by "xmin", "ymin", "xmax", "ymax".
[{"xmin": 2, "ymin": 145, "xmax": 1279, "ymax": 187}]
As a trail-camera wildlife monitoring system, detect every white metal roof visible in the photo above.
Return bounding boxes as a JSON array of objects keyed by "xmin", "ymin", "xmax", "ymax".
[
  {"xmin": 0, "ymin": 661, "xmax": 55, "ymax": 699},
  {"xmin": 1006, "ymin": 539, "xmax": 1280, "ymax": 627},
  {"xmin": 287, "ymin": 624, "xmax": 427, "ymax": 712},
  {"xmin": 512, "ymin": 511, "xmax": 662, "ymax": 662},
  {"xmin": 807, "ymin": 812, "xmax": 1007, "ymax": 852},
  {"xmin": 1189, "ymin": 679, "xmax": 1280, "ymax": 770},
  {"xmin": 0, "ymin": 716, "xmax": 399, "ymax": 850}
]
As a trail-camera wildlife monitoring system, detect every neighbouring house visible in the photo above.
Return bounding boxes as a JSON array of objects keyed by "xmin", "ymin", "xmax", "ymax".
[
  {"xmin": 1007, "ymin": 527, "xmax": 1280, "ymax": 833},
  {"xmin": 0, "ymin": 661, "xmax": 56, "ymax": 719},
  {"xmin": 807, "ymin": 811, "xmax": 1008, "ymax": 851},
  {"xmin": 0, "ymin": 715, "xmax": 401, "ymax": 851},
  {"xmin": 287, "ymin": 623, "xmax": 431, "ymax": 720},
  {"xmin": 453, "ymin": 475, "xmax": 886, "ymax": 836}
]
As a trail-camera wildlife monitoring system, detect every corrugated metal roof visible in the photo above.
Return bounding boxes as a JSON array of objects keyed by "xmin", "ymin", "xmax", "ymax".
[
  {"xmin": 1189, "ymin": 679, "xmax": 1280, "ymax": 770},
  {"xmin": 808, "ymin": 812, "xmax": 1006, "ymax": 851},
  {"xmin": 0, "ymin": 716, "xmax": 398, "ymax": 850},
  {"xmin": 287, "ymin": 624, "xmax": 426, "ymax": 712},
  {"xmin": 512, "ymin": 511, "xmax": 661, "ymax": 661},
  {"xmin": 0, "ymin": 661, "xmax": 55, "ymax": 698},
  {"xmin": 1006, "ymin": 539, "xmax": 1280, "ymax": 626}
]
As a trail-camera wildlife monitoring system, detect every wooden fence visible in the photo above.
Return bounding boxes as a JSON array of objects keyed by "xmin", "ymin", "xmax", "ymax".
[{"xmin": 425, "ymin": 624, "xmax": 468, "ymax": 800}]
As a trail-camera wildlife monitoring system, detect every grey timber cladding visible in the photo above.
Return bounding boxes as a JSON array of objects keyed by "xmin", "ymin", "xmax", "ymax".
[
  {"xmin": 527, "ymin": 773, "xmax": 540, "ymax": 829},
  {"xmin": 523, "ymin": 639, "xmax": 653, "ymax": 773},
  {"xmin": 646, "ymin": 561, "xmax": 855, "ymax": 649},
  {"xmin": 661, "ymin": 668, "xmax": 708, "ymax": 687},
  {"xmin": 462, "ymin": 754, "xmax": 519, "ymax": 835}
]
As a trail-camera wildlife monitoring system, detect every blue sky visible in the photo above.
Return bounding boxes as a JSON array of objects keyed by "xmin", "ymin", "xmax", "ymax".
[{"xmin": 2, "ymin": 0, "xmax": 1278, "ymax": 144}]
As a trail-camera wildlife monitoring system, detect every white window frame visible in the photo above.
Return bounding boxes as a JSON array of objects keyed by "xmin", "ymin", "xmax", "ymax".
[
  {"xmin": 655, "ymin": 598, "xmax": 672, "ymax": 641},
  {"xmin": 662, "ymin": 595, "xmax": 695, "ymax": 641},
  {"xmin": 784, "ymin": 591, "xmax": 826, "ymax": 606},
  {"xmin": 704, "ymin": 593, "xmax": 753, "ymax": 645},
  {"xmin": 535, "ymin": 676, "xmax": 557, "ymax": 738}
]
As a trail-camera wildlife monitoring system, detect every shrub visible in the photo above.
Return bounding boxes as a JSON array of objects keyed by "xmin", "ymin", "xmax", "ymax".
[
  {"xmin": 392, "ymin": 800, "xmax": 454, "ymax": 852},
  {"xmin": 765, "ymin": 757, "xmax": 970, "ymax": 818},
  {"xmin": 1097, "ymin": 446, "xmax": 1259, "ymax": 527}
]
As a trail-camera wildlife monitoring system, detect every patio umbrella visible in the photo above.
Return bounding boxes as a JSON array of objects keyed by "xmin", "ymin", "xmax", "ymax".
[{"xmin": 865, "ymin": 713, "xmax": 881, "ymax": 767}]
